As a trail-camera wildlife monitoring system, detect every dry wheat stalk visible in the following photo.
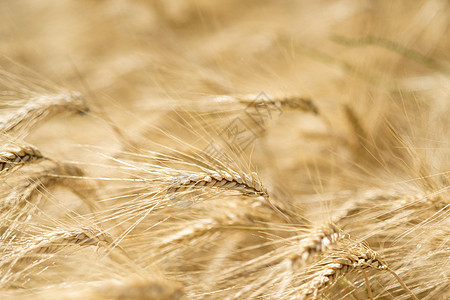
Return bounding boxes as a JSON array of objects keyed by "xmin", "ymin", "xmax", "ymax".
[
  {"xmin": 0, "ymin": 92, "xmax": 88, "ymax": 134},
  {"xmin": 166, "ymin": 169, "xmax": 268, "ymax": 198},
  {"xmin": 0, "ymin": 143, "xmax": 44, "ymax": 174}
]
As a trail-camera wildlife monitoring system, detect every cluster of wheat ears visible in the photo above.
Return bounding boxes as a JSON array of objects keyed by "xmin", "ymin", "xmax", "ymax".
[{"xmin": 0, "ymin": 1, "xmax": 449, "ymax": 299}]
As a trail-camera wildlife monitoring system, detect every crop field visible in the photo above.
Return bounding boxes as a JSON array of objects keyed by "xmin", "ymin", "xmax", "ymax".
[{"xmin": 0, "ymin": 1, "xmax": 449, "ymax": 299}]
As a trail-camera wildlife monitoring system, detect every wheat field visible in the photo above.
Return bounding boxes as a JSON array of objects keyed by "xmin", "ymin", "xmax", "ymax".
[{"xmin": 0, "ymin": 1, "xmax": 449, "ymax": 299}]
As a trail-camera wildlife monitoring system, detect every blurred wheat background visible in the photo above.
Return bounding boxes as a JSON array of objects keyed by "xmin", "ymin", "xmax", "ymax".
[{"xmin": 0, "ymin": 1, "xmax": 449, "ymax": 299}]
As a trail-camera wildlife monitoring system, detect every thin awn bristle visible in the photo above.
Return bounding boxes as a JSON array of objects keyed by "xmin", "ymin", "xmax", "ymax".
[
  {"xmin": 0, "ymin": 92, "xmax": 89, "ymax": 134},
  {"xmin": 0, "ymin": 143, "xmax": 44, "ymax": 175},
  {"xmin": 166, "ymin": 169, "xmax": 269, "ymax": 199}
]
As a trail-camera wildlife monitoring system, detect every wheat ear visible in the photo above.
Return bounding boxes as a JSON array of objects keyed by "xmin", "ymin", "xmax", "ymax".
[
  {"xmin": 0, "ymin": 92, "xmax": 89, "ymax": 134},
  {"xmin": 215, "ymin": 94, "xmax": 319, "ymax": 114},
  {"xmin": 167, "ymin": 169, "xmax": 268, "ymax": 198},
  {"xmin": 299, "ymin": 241, "xmax": 418, "ymax": 300},
  {"xmin": 290, "ymin": 223, "xmax": 343, "ymax": 264},
  {"xmin": 31, "ymin": 227, "xmax": 114, "ymax": 253},
  {"xmin": 2, "ymin": 226, "xmax": 115, "ymax": 268},
  {"xmin": 92, "ymin": 276, "xmax": 184, "ymax": 300},
  {"xmin": 299, "ymin": 244, "xmax": 386, "ymax": 299},
  {"xmin": 1, "ymin": 163, "xmax": 98, "ymax": 217},
  {"xmin": 219, "ymin": 223, "xmax": 343, "ymax": 284},
  {"xmin": 343, "ymin": 104, "xmax": 368, "ymax": 149},
  {"xmin": 0, "ymin": 143, "xmax": 44, "ymax": 174}
]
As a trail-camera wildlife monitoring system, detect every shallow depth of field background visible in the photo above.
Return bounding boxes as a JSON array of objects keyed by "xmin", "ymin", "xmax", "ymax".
[{"xmin": 0, "ymin": 1, "xmax": 449, "ymax": 299}]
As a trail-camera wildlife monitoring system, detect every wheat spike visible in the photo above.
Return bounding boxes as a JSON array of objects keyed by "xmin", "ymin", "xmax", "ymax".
[
  {"xmin": 216, "ymin": 223, "xmax": 343, "ymax": 288},
  {"xmin": 92, "ymin": 276, "xmax": 184, "ymax": 300},
  {"xmin": 0, "ymin": 92, "xmax": 89, "ymax": 134},
  {"xmin": 1, "ymin": 163, "xmax": 98, "ymax": 217},
  {"xmin": 167, "ymin": 169, "xmax": 268, "ymax": 198},
  {"xmin": 299, "ymin": 243, "xmax": 387, "ymax": 299},
  {"xmin": 343, "ymin": 103, "xmax": 368, "ymax": 149},
  {"xmin": 0, "ymin": 143, "xmax": 44, "ymax": 174},
  {"xmin": 1, "ymin": 226, "xmax": 115, "ymax": 268},
  {"xmin": 290, "ymin": 223, "xmax": 343, "ymax": 264},
  {"xmin": 214, "ymin": 94, "xmax": 319, "ymax": 114}
]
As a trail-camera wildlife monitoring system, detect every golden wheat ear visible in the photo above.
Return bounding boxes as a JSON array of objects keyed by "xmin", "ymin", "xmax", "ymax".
[
  {"xmin": 166, "ymin": 169, "xmax": 268, "ymax": 198},
  {"xmin": 298, "ymin": 241, "xmax": 419, "ymax": 300},
  {"xmin": 0, "ymin": 92, "xmax": 88, "ymax": 134},
  {"xmin": 1, "ymin": 226, "xmax": 117, "ymax": 269},
  {"xmin": 1, "ymin": 163, "xmax": 99, "ymax": 219},
  {"xmin": 0, "ymin": 143, "xmax": 44, "ymax": 175},
  {"xmin": 90, "ymin": 276, "xmax": 184, "ymax": 300}
]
